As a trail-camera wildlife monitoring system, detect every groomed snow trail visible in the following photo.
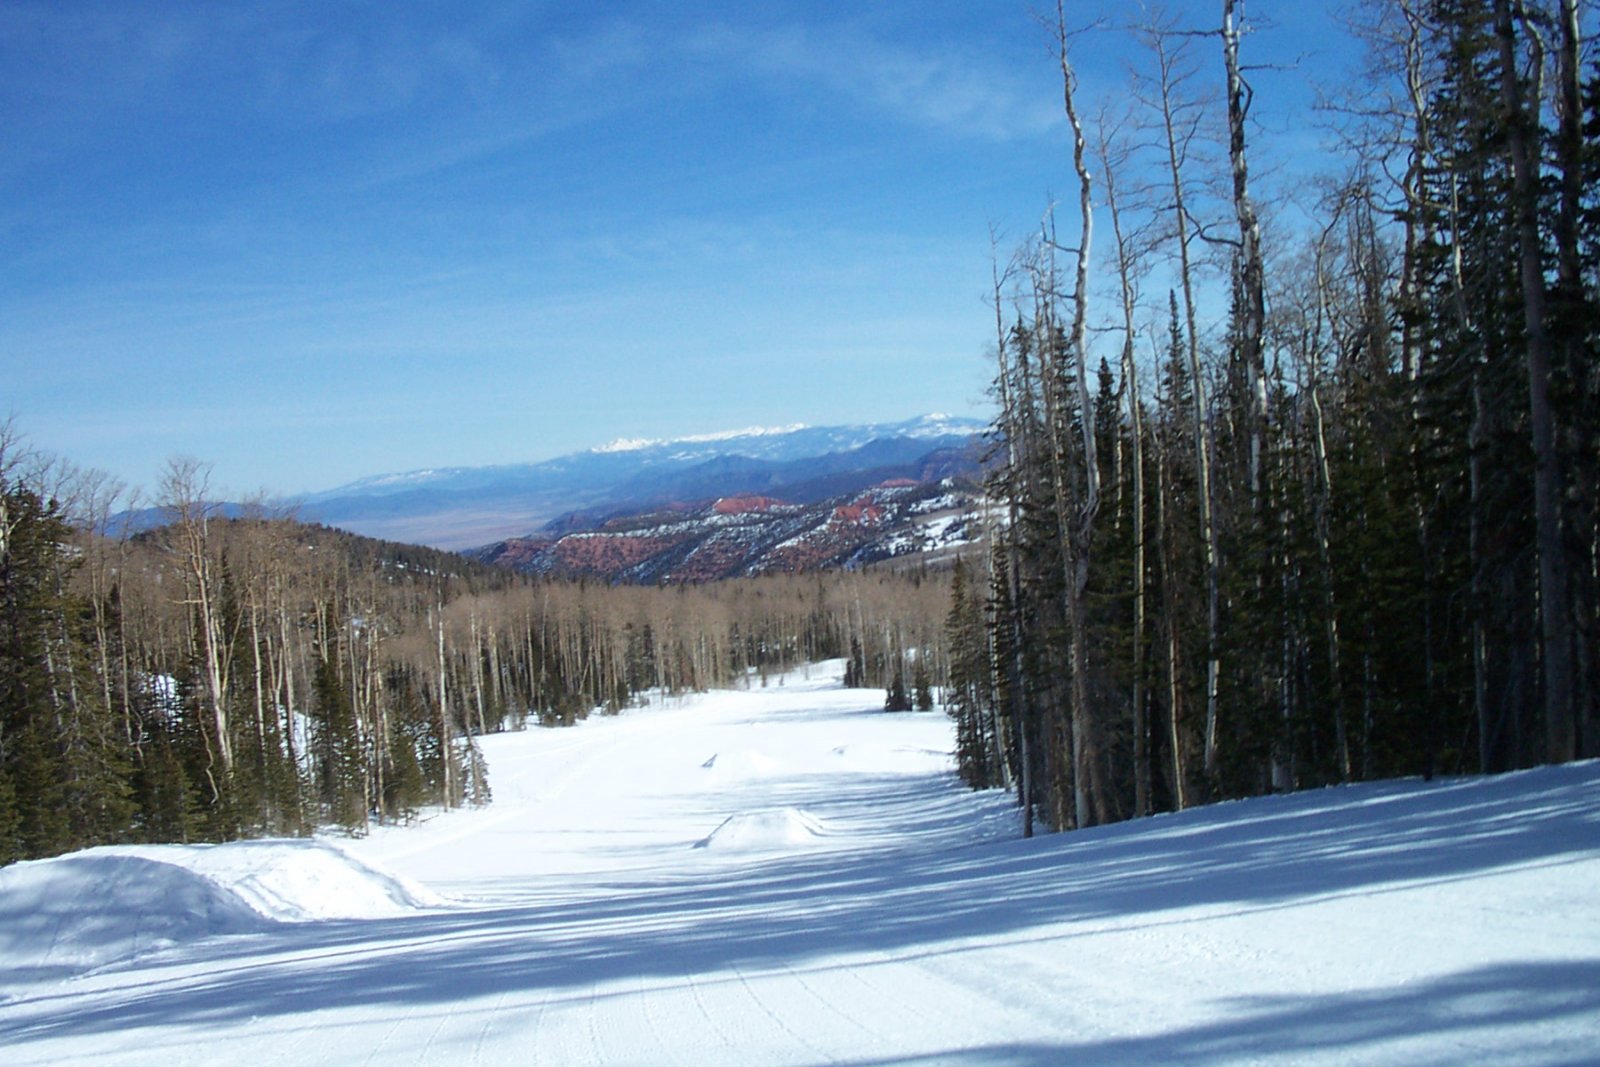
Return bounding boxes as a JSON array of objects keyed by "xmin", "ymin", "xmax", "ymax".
[{"xmin": 2, "ymin": 664, "xmax": 1598, "ymax": 1065}]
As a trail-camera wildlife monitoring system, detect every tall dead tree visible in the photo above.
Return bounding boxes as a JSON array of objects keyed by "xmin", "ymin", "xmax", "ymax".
[
  {"xmin": 1096, "ymin": 106, "xmax": 1152, "ymax": 817},
  {"xmin": 160, "ymin": 458, "xmax": 233, "ymax": 801},
  {"xmin": 989, "ymin": 238, "xmax": 1037, "ymax": 837},
  {"xmin": 1139, "ymin": 17, "xmax": 1220, "ymax": 797},
  {"xmin": 1222, "ymin": 0, "xmax": 1269, "ymax": 501},
  {"xmin": 1217, "ymin": 0, "xmax": 1269, "ymax": 781},
  {"xmin": 1050, "ymin": 1, "xmax": 1103, "ymax": 827}
]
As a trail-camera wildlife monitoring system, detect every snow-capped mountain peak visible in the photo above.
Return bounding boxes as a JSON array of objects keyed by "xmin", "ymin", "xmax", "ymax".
[{"xmin": 593, "ymin": 424, "xmax": 815, "ymax": 455}]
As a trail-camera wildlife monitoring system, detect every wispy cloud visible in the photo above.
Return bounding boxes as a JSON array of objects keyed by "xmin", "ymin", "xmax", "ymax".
[{"xmin": 685, "ymin": 20, "xmax": 1059, "ymax": 142}]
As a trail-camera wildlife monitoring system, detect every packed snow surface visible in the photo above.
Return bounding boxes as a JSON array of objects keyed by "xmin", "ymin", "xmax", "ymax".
[
  {"xmin": 695, "ymin": 808, "xmax": 827, "ymax": 852},
  {"xmin": 2, "ymin": 664, "xmax": 1597, "ymax": 1065}
]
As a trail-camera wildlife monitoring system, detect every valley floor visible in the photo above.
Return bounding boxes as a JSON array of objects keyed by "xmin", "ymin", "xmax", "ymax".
[{"xmin": 2, "ymin": 665, "xmax": 1597, "ymax": 1065}]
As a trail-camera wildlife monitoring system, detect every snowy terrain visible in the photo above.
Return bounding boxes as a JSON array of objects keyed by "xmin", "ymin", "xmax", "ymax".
[{"xmin": 2, "ymin": 664, "xmax": 1597, "ymax": 1065}]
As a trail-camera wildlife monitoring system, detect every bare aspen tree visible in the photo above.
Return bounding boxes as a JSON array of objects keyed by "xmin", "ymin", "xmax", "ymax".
[
  {"xmin": 1309, "ymin": 219, "xmax": 1353, "ymax": 782},
  {"xmin": 431, "ymin": 593, "xmax": 453, "ymax": 807},
  {"xmin": 1096, "ymin": 106, "xmax": 1152, "ymax": 817},
  {"xmin": 988, "ymin": 235, "xmax": 1029, "ymax": 817},
  {"xmin": 1330, "ymin": 0, "xmax": 1436, "ymax": 379},
  {"xmin": 160, "ymin": 457, "xmax": 234, "ymax": 798},
  {"xmin": 1216, "ymin": 0, "xmax": 1272, "ymax": 785},
  {"xmin": 1395, "ymin": 0, "xmax": 1437, "ymax": 385},
  {"xmin": 990, "ymin": 236, "xmax": 1038, "ymax": 837},
  {"xmin": 1137, "ymin": 15, "xmax": 1222, "ymax": 790},
  {"xmin": 1040, "ymin": 0, "xmax": 1104, "ymax": 827},
  {"xmin": 66, "ymin": 467, "xmax": 131, "ymax": 747},
  {"xmin": 0, "ymin": 418, "xmax": 32, "ymax": 571}
]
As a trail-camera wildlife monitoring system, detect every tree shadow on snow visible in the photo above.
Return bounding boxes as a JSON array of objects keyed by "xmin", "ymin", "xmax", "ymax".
[{"xmin": 821, "ymin": 960, "xmax": 1600, "ymax": 1065}]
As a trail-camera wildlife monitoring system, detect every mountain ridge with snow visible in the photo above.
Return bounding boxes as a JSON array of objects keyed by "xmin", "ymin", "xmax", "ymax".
[
  {"xmin": 291, "ymin": 413, "xmax": 987, "ymax": 549},
  {"xmin": 106, "ymin": 415, "xmax": 989, "ymax": 551}
]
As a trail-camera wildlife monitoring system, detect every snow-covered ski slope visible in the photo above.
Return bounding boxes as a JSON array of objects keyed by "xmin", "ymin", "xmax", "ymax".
[{"xmin": 2, "ymin": 664, "xmax": 1597, "ymax": 1066}]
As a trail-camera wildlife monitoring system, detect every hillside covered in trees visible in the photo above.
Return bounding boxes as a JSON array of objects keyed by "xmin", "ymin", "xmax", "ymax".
[
  {"xmin": 4, "ymin": 0, "xmax": 1597, "ymax": 869},
  {"xmin": 945, "ymin": 0, "xmax": 1599, "ymax": 834},
  {"xmin": 474, "ymin": 479, "xmax": 982, "ymax": 583},
  {"xmin": 0, "ymin": 437, "xmax": 952, "ymax": 865}
]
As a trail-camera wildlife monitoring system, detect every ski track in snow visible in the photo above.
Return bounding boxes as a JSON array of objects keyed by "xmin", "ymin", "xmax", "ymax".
[{"xmin": 2, "ymin": 661, "xmax": 1599, "ymax": 1065}]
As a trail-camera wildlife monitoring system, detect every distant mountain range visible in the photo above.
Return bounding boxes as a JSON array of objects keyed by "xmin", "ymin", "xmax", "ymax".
[
  {"xmin": 114, "ymin": 415, "xmax": 990, "ymax": 553},
  {"xmin": 288, "ymin": 413, "xmax": 988, "ymax": 551}
]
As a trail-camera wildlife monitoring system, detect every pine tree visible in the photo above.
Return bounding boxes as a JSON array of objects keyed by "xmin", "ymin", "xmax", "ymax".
[
  {"xmin": 0, "ymin": 767, "xmax": 19, "ymax": 865},
  {"xmin": 0, "ymin": 481, "xmax": 123, "ymax": 859},
  {"xmin": 311, "ymin": 607, "xmax": 367, "ymax": 833},
  {"xmin": 913, "ymin": 659, "xmax": 934, "ymax": 712},
  {"xmin": 884, "ymin": 668, "xmax": 912, "ymax": 712}
]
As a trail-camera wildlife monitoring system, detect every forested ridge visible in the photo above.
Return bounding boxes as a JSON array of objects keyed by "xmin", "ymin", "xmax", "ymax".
[
  {"xmin": 0, "ymin": 438, "xmax": 951, "ymax": 865},
  {"xmin": 945, "ymin": 0, "xmax": 1599, "ymax": 834}
]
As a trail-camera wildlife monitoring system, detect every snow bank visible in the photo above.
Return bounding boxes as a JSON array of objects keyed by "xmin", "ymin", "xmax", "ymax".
[
  {"xmin": 695, "ymin": 808, "xmax": 827, "ymax": 852},
  {"xmin": 0, "ymin": 839, "xmax": 447, "ymax": 995},
  {"xmin": 125, "ymin": 839, "xmax": 453, "ymax": 922},
  {"xmin": 0, "ymin": 851, "xmax": 266, "ymax": 991}
]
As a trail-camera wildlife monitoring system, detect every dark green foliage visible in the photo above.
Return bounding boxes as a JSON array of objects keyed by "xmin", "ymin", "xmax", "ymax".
[
  {"xmin": 951, "ymin": 0, "xmax": 1597, "ymax": 834},
  {"xmin": 311, "ymin": 628, "xmax": 367, "ymax": 833},
  {"xmin": 131, "ymin": 703, "xmax": 195, "ymax": 844},
  {"xmin": 946, "ymin": 559, "xmax": 1006, "ymax": 789},
  {"xmin": 1, "ymin": 482, "xmax": 132, "ymax": 859},
  {"xmin": 0, "ymin": 768, "xmax": 19, "ymax": 865},
  {"xmin": 381, "ymin": 725, "xmax": 427, "ymax": 824},
  {"xmin": 11, "ymin": 722, "xmax": 66, "ymax": 857},
  {"xmin": 884, "ymin": 669, "xmax": 912, "ymax": 712},
  {"xmin": 913, "ymin": 660, "xmax": 934, "ymax": 712}
]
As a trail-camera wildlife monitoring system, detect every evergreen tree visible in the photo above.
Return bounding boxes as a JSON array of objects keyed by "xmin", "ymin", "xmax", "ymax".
[
  {"xmin": 311, "ymin": 628, "xmax": 367, "ymax": 833},
  {"xmin": 912, "ymin": 659, "xmax": 934, "ymax": 712},
  {"xmin": 132, "ymin": 704, "xmax": 195, "ymax": 844},
  {"xmin": 884, "ymin": 668, "xmax": 912, "ymax": 712},
  {"xmin": 843, "ymin": 636, "xmax": 866, "ymax": 689},
  {"xmin": 0, "ymin": 767, "xmax": 19, "ymax": 865},
  {"xmin": 0, "ymin": 481, "xmax": 128, "ymax": 859},
  {"xmin": 945, "ymin": 559, "xmax": 1004, "ymax": 788}
]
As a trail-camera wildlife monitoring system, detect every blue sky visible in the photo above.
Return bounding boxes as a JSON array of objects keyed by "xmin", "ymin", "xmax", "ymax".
[{"xmin": 3, "ymin": 1, "xmax": 1354, "ymax": 497}]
